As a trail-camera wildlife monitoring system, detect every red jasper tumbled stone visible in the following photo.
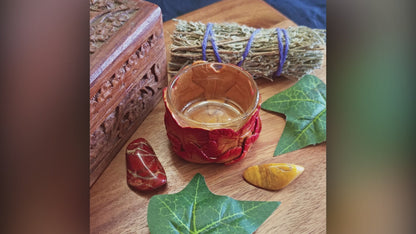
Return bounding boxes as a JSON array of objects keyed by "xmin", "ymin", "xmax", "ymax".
[{"xmin": 126, "ymin": 138, "xmax": 167, "ymax": 192}]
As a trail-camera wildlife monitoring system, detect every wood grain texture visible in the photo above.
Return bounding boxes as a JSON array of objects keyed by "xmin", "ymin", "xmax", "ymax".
[{"xmin": 90, "ymin": 0, "xmax": 326, "ymax": 233}]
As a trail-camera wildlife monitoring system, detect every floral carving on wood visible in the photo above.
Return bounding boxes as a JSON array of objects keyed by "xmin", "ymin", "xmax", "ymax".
[
  {"xmin": 90, "ymin": 32, "xmax": 161, "ymax": 117},
  {"xmin": 90, "ymin": 62, "xmax": 165, "ymax": 172},
  {"xmin": 90, "ymin": 0, "xmax": 140, "ymax": 54},
  {"xmin": 90, "ymin": 34, "xmax": 166, "ymax": 175}
]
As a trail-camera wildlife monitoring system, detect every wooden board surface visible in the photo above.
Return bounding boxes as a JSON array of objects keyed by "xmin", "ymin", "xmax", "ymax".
[{"xmin": 90, "ymin": 0, "xmax": 326, "ymax": 233}]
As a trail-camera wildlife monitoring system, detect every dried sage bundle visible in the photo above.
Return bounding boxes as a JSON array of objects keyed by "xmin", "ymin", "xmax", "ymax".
[{"xmin": 169, "ymin": 20, "xmax": 326, "ymax": 80}]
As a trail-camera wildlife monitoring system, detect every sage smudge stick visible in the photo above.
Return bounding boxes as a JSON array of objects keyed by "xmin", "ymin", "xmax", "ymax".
[{"xmin": 169, "ymin": 20, "xmax": 326, "ymax": 80}]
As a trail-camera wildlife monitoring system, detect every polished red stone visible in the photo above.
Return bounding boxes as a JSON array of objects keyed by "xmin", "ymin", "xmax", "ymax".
[{"xmin": 126, "ymin": 138, "xmax": 167, "ymax": 191}]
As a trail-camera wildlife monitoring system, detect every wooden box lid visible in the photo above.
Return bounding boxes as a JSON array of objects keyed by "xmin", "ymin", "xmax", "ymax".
[{"xmin": 90, "ymin": 0, "xmax": 161, "ymax": 87}]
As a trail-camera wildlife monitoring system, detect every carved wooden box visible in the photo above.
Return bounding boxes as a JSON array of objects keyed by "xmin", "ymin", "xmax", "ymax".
[{"xmin": 90, "ymin": 0, "xmax": 167, "ymax": 186}]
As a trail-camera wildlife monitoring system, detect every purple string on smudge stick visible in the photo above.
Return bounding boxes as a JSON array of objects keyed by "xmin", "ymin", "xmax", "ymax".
[
  {"xmin": 275, "ymin": 28, "xmax": 290, "ymax": 77},
  {"xmin": 202, "ymin": 23, "xmax": 212, "ymax": 61},
  {"xmin": 202, "ymin": 23, "xmax": 222, "ymax": 62},
  {"xmin": 210, "ymin": 32, "xmax": 222, "ymax": 63},
  {"xmin": 237, "ymin": 29, "xmax": 260, "ymax": 67},
  {"xmin": 282, "ymin": 28, "xmax": 290, "ymax": 66},
  {"xmin": 202, "ymin": 24, "xmax": 290, "ymax": 75}
]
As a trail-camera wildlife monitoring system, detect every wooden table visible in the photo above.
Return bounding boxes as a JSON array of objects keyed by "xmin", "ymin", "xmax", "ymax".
[{"xmin": 90, "ymin": 0, "xmax": 326, "ymax": 233}]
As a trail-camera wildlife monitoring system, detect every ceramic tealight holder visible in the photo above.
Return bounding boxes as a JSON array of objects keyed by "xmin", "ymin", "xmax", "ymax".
[{"xmin": 163, "ymin": 61, "xmax": 262, "ymax": 164}]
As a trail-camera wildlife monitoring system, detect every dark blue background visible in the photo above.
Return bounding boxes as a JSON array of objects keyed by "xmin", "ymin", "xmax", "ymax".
[{"xmin": 147, "ymin": 0, "xmax": 326, "ymax": 29}]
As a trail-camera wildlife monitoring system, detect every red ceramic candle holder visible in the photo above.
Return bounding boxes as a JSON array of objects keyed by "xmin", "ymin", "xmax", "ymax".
[{"xmin": 163, "ymin": 62, "xmax": 262, "ymax": 164}]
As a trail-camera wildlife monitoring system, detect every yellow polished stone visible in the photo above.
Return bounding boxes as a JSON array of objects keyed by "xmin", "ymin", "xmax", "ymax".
[{"xmin": 243, "ymin": 163, "xmax": 304, "ymax": 190}]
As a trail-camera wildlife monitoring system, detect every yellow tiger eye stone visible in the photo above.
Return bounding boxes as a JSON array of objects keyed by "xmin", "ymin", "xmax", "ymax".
[{"xmin": 243, "ymin": 163, "xmax": 304, "ymax": 190}]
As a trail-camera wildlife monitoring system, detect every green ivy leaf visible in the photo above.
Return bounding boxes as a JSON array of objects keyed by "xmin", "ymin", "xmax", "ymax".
[
  {"xmin": 261, "ymin": 75, "xmax": 326, "ymax": 156},
  {"xmin": 147, "ymin": 173, "xmax": 280, "ymax": 234}
]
